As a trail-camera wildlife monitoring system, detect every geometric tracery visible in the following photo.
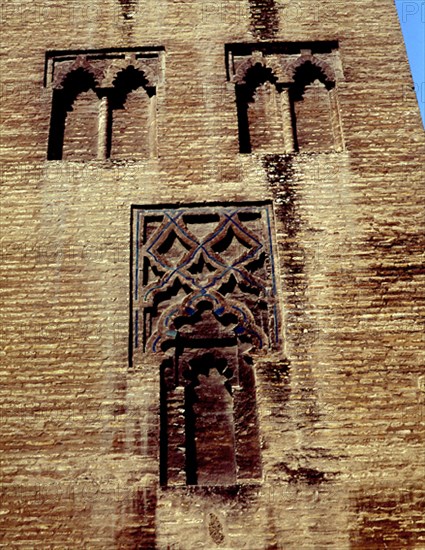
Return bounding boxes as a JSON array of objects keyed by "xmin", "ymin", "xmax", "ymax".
[
  {"xmin": 131, "ymin": 203, "xmax": 279, "ymax": 359},
  {"xmin": 131, "ymin": 203, "xmax": 279, "ymax": 486}
]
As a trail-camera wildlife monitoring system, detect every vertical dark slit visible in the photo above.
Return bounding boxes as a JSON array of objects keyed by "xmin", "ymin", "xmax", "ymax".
[
  {"xmin": 106, "ymin": 95, "xmax": 113, "ymax": 159},
  {"xmin": 236, "ymin": 86, "xmax": 251, "ymax": 154},
  {"xmin": 289, "ymin": 89, "xmax": 299, "ymax": 153},
  {"xmin": 47, "ymin": 90, "xmax": 66, "ymax": 160},
  {"xmin": 142, "ymin": 310, "xmax": 148, "ymax": 353},
  {"xmin": 185, "ymin": 385, "xmax": 198, "ymax": 485},
  {"xmin": 159, "ymin": 361, "xmax": 169, "ymax": 486},
  {"xmin": 129, "ymin": 207, "xmax": 134, "ymax": 368}
]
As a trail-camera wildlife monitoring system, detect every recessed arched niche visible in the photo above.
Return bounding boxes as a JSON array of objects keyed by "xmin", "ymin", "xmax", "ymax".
[
  {"xmin": 227, "ymin": 41, "xmax": 345, "ymax": 154},
  {"xmin": 45, "ymin": 48, "xmax": 163, "ymax": 160},
  {"xmin": 131, "ymin": 203, "xmax": 280, "ymax": 486}
]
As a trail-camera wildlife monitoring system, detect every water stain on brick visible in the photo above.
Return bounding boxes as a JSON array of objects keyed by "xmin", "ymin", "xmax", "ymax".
[
  {"xmin": 280, "ymin": 464, "xmax": 327, "ymax": 485},
  {"xmin": 119, "ymin": 0, "xmax": 137, "ymax": 20},
  {"xmin": 112, "ymin": 377, "xmax": 128, "ymax": 454},
  {"xmin": 248, "ymin": 0, "xmax": 279, "ymax": 39},
  {"xmin": 184, "ymin": 483, "xmax": 261, "ymax": 505},
  {"xmin": 263, "ymin": 154, "xmax": 322, "ymax": 431},
  {"xmin": 208, "ymin": 512, "xmax": 225, "ymax": 545},
  {"xmin": 269, "ymin": 358, "xmax": 290, "ymax": 379},
  {"xmin": 350, "ymin": 491, "xmax": 422, "ymax": 549},
  {"xmin": 273, "ymin": 456, "xmax": 338, "ymax": 484},
  {"xmin": 134, "ymin": 419, "xmax": 142, "ymax": 455},
  {"xmin": 263, "ymin": 154, "xmax": 299, "ymax": 238},
  {"xmin": 114, "ymin": 486, "xmax": 157, "ymax": 549},
  {"xmin": 263, "ymin": 154, "xmax": 316, "ymax": 343},
  {"xmin": 257, "ymin": 359, "xmax": 291, "ymax": 420}
]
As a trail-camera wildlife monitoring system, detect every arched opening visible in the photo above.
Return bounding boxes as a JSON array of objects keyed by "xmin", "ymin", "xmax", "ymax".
[
  {"xmin": 47, "ymin": 64, "xmax": 157, "ymax": 160},
  {"xmin": 62, "ymin": 88, "xmax": 99, "ymax": 160},
  {"xmin": 109, "ymin": 66, "xmax": 156, "ymax": 160},
  {"xmin": 159, "ymin": 300, "xmax": 262, "ymax": 486},
  {"xmin": 236, "ymin": 63, "xmax": 284, "ymax": 154},
  {"xmin": 290, "ymin": 61, "xmax": 336, "ymax": 152},
  {"xmin": 185, "ymin": 353, "xmax": 236, "ymax": 486},
  {"xmin": 48, "ymin": 68, "xmax": 98, "ymax": 160},
  {"xmin": 132, "ymin": 204, "xmax": 278, "ymax": 486}
]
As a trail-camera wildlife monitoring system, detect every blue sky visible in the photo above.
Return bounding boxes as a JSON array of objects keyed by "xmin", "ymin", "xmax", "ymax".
[{"xmin": 395, "ymin": 0, "xmax": 425, "ymax": 124}]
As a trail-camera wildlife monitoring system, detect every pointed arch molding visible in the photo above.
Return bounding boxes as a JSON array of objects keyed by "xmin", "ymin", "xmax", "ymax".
[
  {"xmin": 44, "ymin": 47, "xmax": 164, "ymax": 90},
  {"xmin": 45, "ymin": 48, "xmax": 164, "ymax": 160},
  {"xmin": 130, "ymin": 202, "xmax": 280, "ymax": 367},
  {"xmin": 225, "ymin": 41, "xmax": 344, "ymax": 85},
  {"xmin": 226, "ymin": 41, "xmax": 345, "ymax": 154}
]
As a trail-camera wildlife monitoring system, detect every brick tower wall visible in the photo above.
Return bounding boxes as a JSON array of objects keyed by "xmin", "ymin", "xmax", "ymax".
[{"xmin": 1, "ymin": 1, "xmax": 424, "ymax": 548}]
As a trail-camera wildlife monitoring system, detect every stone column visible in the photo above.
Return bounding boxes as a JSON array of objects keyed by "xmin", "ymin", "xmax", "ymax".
[{"xmin": 97, "ymin": 94, "xmax": 110, "ymax": 160}]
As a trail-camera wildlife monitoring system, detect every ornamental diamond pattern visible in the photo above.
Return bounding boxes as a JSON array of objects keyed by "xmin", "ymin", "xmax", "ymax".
[{"xmin": 131, "ymin": 203, "xmax": 279, "ymax": 359}]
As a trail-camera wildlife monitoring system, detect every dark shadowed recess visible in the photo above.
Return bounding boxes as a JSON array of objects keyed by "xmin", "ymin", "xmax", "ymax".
[
  {"xmin": 47, "ymin": 68, "xmax": 97, "ymax": 160},
  {"xmin": 235, "ymin": 63, "xmax": 280, "ymax": 154}
]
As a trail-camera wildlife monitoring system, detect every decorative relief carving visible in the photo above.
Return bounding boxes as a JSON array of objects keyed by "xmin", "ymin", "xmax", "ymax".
[
  {"xmin": 45, "ymin": 48, "xmax": 164, "ymax": 90},
  {"xmin": 131, "ymin": 203, "xmax": 279, "ymax": 360},
  {"xmin": 131, "ymin": 203, "xmax": 279, "ymax": 486},
  {"xmin": 226, "ymin": 42, "xmax": 344, "ymax": 86}
]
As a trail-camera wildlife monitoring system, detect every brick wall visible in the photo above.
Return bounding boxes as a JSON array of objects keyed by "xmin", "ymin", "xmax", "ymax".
[
  {"xmin": 1, "ymin": 0, "xmax": 424, "ymax": 548},
  {"xmin": 62, "ymin": 89, "xmax": 99, "ymax": 160}
]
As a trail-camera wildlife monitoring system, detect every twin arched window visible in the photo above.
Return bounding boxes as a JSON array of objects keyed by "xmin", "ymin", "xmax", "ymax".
[
  {"xmin": 47, "ymin": 65, "xmax": 155, "ymax": 160},
  {"xmin": 46, "ymin": 45, "xmax": 344, "ymax": 161},
  {"xmin": 229, "ymin": 43, "xmax": 345, "ymax": 154},
  {"xmin": 45, "ymin": 50, "xmax": 162, "ymax": 160}
]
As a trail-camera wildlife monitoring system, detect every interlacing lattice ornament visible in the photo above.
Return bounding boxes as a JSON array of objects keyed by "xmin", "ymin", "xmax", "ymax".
[{"xmin": 131, "ymin": 204, "xmax": 279, "ymax": 356}]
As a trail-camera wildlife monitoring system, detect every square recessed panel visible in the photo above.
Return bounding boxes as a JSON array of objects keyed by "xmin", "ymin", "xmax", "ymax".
[{"xmin": 130, "ymin": 203, "xmax": 279, "ymax": 364}]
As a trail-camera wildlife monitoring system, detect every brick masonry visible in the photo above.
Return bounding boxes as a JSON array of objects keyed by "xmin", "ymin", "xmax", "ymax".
[{"xmin": 1, "ymin": 0, "xmax": 424, "ymax": 548}]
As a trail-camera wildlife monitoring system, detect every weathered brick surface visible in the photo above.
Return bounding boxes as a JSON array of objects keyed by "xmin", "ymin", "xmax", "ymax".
[{"xmin": 1, "ymin": 0, "xmax": 424, "ymax": 548}]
